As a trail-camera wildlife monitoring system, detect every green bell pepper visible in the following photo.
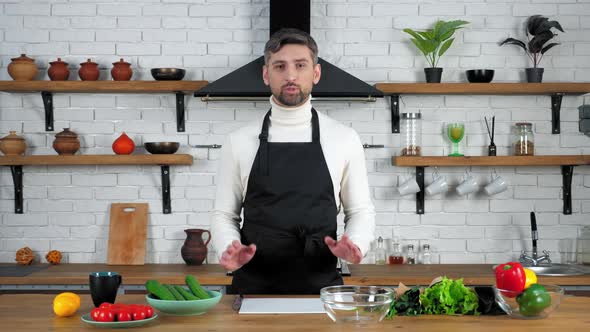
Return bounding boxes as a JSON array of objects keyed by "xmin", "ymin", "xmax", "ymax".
[{"xmin": 516, "ymin": 284, "xmax": 551, "ymax": 316}]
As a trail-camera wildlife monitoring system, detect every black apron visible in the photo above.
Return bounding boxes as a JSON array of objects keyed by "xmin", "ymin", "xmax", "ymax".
[{"xmin": 231, "ymin": 108, "xmax": 343, "ymax": 294}]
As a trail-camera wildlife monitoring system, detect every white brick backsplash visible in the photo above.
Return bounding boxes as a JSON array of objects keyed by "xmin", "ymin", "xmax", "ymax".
[
  {"xmin": 163, "ymin": 44, "xmax": 207, "ymax": 56},
  {"xmin": 150, "ymin": 213, "xmax": 188, "ymax": 226},
  {"xmin": 116, "ymin": 43, "xmax": 161, "ymax": 55},
  {"xmin": 396, "ymin": 226, "xmax": 439, "ymax": 239},
  {"xmin": 28, "ymin": 200, "xmax": 73, "ymax": 212},
  {"xmin": 163, "ymin": 17, "xmax": 207, "ymax": 29},
  {"xmin": 513, "ymin": 4, "xmax": 558, "ymax": 16},
  {"xmin": 24, "ymin": 17, "xmax": 69, "ymax": 29},
  {"xmin": 328, "ymin": 4, "xmax": 371, "ymax": 17},
  {"xmin": 421, "ymin": 214, "xmax": 466, "ymax": 225},
  {"xmin": 71, "ymin": 42, "xmax": 115, "ymax": 55},
  {"xmin": 467, "ymin": 4, "xmax": 511, "ymax": 16},
  {"xmin": 98, "ymin": 4, "xmax": 141, "ymax": 16},
  {"xmin": 94, "ymin": 187, "xmax": 139, "ymax": 200},
  {"xmin": 3, "ymin": 239, "xmax": 50, "ymax": 251},
  {"xmin": 208, "ymin": 42, "xmax": 251, "ymax": 55},
  {"xmin": 560, "ymin": 4, "xmax": 590, "ymax": 16},
  {"xmin": 6, "ymin": 30, "xmax": 49, "ymax": 43},
  {"xmin": 71, "ymin": 225, "xmax": 107, "ymax": 239},
  {"xmin": 372, "ymin": 4, "xmax": 417, "ymax": 16},
  {"xmin": 72, "ymin": 174, "xmax": 117, "ymax": 187},
  {"xmin": 440, "ymin": 253, "xmax": 484, "ymax": 264},
  {"xmin": 97, "ymin": 30, "xmax": 141, "ymax": 42},
  {"xmin": 50, "ymin": 30, "xmax": 95, "ymax": 42},
  {"xmin": 420, "ymin": 4, "xmax": 464, "ymax": 16},
  {"xmin": 118, "ymin": 17, "xmax": 161, "ymax": 29},
  {"xmin": 189, "ymin": 4, "xmax": 234, "ymax": 17},
  {"xmin": 53, "ymin": 239, "xmax": 95, "ymax": 252},
  {"xmin": 52, "ymin": 4, "xmax": 96, "ymax": 16},
  {"xmin": 468, "ymin": 239, "xmax": 512, "ymax": 252},
  {"xmin": 71, "ymin": 17, "xmax": 117, "ymax": 29},
  {"xmin": 3, "ymin": 214, "xmax": 48, "ymax": 226},
  {"xmin": 49, "ymin": 214, "xmax": 95, "ymax": 226},
  {"xmin": 143, "ymin": 30, "xmax": 187, "ymax": 42},
  {"xmin": 5, "ymin": 4, "xmax": 50, "ymax": 16},
  {"xmin": 143, "ymin": 4, "xmax": 187, "ymax": 16},
  {"xmin": 26, "ymin": 226, "xmax": 70, "ymax": 238},
  {"xmin": 49, "ymin": 187, "xmax": 93, "ymax": 200}
]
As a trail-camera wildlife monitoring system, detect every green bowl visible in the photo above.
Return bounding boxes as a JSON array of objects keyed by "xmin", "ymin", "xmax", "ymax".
[{"xmin": 145, "ymin": 289, "xmax": 222, "ymax": 316}]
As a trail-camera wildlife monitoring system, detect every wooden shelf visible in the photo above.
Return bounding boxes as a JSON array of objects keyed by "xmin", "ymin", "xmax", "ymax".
[
  {"xmin": 0, "ymin": 80, "xmax": 209, "ymax": 132},
  {"xmin": 2, "ymin": 154, "xmax": 193, "ymax": 214},
  {"xmin": 375, "ymin": 83, "xmax": 590, "ymax": 95},
  {"xmin": 393, "ymin": 155, "xmax": 590, "ymax": 167},
  {"xmin": 0, "ymin": 154, "xmax": 193, "ymax": 166},
  {"xmin": 0, "ymin": 80, "xmax": 208, "ymax": 93}
]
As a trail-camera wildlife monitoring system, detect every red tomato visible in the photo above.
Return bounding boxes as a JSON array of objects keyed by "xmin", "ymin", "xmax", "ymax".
[
  {"xmin": 132, "ymin": 309, "xmax": 147, "ymax": 321},
  {"xmin": 117, "ymin": 311, "xmax": 132, "ymax": 322},
  {"xmin": 111, "ymin": 303, "xmax": 127, "ymax": 315},
  {"xmin": 99, "ymin": 302, "xmax": 112, "ymax": 309},
  {"xmin": 98, "ymin": 309, "xmax": 115, "ymax": 322},
  {"xmin": 143, "ymin": 305, "xmax": 154, "ymax": 318},
  {"xmin": 90, "ymin": 308, "xmax": 101, "ymax": 321}
]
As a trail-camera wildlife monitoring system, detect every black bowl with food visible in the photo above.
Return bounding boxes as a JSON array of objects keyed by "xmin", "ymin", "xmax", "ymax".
[
  {"xmin": 144, "ymin": 142, "xmax": 180, "ymax": 154},
  {"xmin": 151, "ymin": 68, "xmax": 186, "ymax": 81},
  {"xmin": 466, "ymin": 69, "xmax": 494, "ymax": 83}
]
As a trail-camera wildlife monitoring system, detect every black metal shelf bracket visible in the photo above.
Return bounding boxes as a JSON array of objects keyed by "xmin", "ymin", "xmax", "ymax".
[
  {"xmin": 161, "ymin": 165, "xmax": 172, "ymax": 214},
  {"xmin": 551, "ymin": 93, "xmax": 563, "ymax": 134},
  {"xmin": 391, "ymin": 95, "xmax": 400, "ymax": 133},
  {"xmin": 416, "ymin": 166, "xmax": 425, "ymax": 214},
  {"xmin": 10, "ymin": 166, "xmax": 23, "ymax": 214},
  {"xmin": 176, "ymin": 92, "xmax": 186, "ymax": 132},
  {"xmin": 41, "ymin": 91, "xmax": 54, "ymax": 131},
  {"xmin": 562, "ymin": 165, "xmax": 574, "ymax": 215}
]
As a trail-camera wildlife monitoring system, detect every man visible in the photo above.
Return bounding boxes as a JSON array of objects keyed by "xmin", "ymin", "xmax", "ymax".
[{"xmin": 211, "ymin": 28, "xmax": 375, "ymax": 294}]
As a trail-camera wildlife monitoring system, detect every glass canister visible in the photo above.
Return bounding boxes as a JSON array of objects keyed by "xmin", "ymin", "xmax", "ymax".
[
  {"xmin": 513, "ymin": 122, "xmax": 534, "ymax": 156},
  {"xmin": 401, "ymin": 112, "xmax": 422, "ymax": 156}
]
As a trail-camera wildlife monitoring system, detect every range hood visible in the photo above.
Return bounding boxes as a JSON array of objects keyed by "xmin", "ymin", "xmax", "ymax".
[{"xmin": 194, "ymin": 0, "xmax": 383, "ymax": 102}]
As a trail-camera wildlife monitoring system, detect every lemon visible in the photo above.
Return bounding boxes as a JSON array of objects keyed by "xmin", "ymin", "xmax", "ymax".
[
  {"xmin": 53, "ymin": 298, "xmax": 78, "ymax": 317},
  {"xmin": 54, "ymin": 292, "xmax": 81, "ymax": 309}
]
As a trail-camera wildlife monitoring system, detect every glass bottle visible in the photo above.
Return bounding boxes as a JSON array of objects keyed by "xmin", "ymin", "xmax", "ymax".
[
  {"xmin": 406, "ymin": 244, "xmax": 416, "ymax": 264},
  {"xmin": 401, "ymin": 112, "xmax": 422, "ymax": 156},
  {"xmin": 513, "ymin": 122, "xmax": 534, "ymax": 156},
  {"xmin": 388, "ymin": 241, "xmax": 404, "ymax": 264},
  {"xmin": 421, "ymin": 244, "xmax": 431, "ymax": 264},
  {"xmin": 375, "ymin": 236, "xmax": 386, "ymax": 265}
]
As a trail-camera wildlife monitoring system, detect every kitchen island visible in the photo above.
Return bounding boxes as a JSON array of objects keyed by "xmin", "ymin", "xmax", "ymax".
[{"xmin": 0, "ymin": 293, "xmax": 589, "ymax": 331}]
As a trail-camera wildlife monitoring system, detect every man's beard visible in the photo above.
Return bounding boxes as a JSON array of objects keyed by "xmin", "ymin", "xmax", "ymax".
[{"xmin": 275, "ymin": 84, "xmax": 309, "ymax": 107}]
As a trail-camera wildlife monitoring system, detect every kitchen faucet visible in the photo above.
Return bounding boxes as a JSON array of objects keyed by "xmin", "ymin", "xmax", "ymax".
[{"xmin": 519, "ymin": 212, "xmax": 552, "ymax": 266}]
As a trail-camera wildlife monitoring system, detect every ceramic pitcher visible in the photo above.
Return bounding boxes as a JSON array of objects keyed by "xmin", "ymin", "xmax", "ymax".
[{"xmin": 181, "ymin": 229, "xmax": 211, "ymax": 265}]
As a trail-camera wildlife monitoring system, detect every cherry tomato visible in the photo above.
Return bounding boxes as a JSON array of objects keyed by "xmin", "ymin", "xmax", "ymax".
[
  {"xmin": 99, "ymin": 302, "xmax": 112, "ymax": 309},
  {"xmin": 117, "ymin": 310, "xmax": 132, "ymax": 322},
  {"xmin": 143, "ymin": 305, "xmax": 154, "ymax": 318},
  {"xmin": 90, "ymin": 308, "xmax": 101, "ymax": 321},
  {"xmin": 111, "ymin": 303, "xmax": 127, "ymax": 315},
  {"xmin": 98, "ymin": 309, "xmax": 115, "ymax": 322},
  {"xmin": 132, "ymin": 309, "xmax": 147, "ymax": 321}
]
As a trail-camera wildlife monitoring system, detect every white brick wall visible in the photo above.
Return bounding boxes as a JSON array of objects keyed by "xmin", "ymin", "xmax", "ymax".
[{"xmin": 1, "ymin": 0, "xmax": 589, "ymax": 265}]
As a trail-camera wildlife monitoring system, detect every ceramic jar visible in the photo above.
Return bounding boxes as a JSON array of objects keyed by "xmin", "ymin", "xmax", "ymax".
[
  {"xmin": 7, "ymin": 54, "xmax": 38, "ymax": 81},
  {"xmin": 111, "ymin": 58, "xmax": 132, "ymax": 81},
  {"xmin": 112, "ymin": 132, "xmax": 135, "ymax": 155},
  {"xmin": 53, "ymin": 128, "xmax": 80, "ymax": 155},
  {"xmin": 181, "ymin": 229, "xmax": 211, "ymax": 265},
  {"xmin": 0, "ymin": 131, "xmax": 27, "ymax": 156},
  {"xmin": 48, "ymin": 58, "xmax": 70, "ymax": 81},
  {"xmin": 79, "ymin": 59, "xmax": 100, "ymax": 81}
]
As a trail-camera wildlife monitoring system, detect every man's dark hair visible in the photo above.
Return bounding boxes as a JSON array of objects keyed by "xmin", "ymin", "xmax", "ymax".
[{"xmin": 264, "ymin": 28, "xmax": 319, "ymax": 65}]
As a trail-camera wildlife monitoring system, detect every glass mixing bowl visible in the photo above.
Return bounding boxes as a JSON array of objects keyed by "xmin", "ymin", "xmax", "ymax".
[{"xmin": 320, "ymin": 285, "xmax": 393, "ymax": 324}]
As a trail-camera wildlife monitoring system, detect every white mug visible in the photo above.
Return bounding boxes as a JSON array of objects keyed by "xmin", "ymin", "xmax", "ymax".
[
  {"xmin": 398, "ymin": 176, "xmax": 420, "ymax": 196},
  {"xmin": 425, "ymin": 174, "xmax": 448, "ymax": 196},
  {"xmin": 484, "ymin": 174, "xmax": 508, "ymax": 195},
  {"xmin": 456, "ymin": 171, "xmax": 479, "ymax": 196}
]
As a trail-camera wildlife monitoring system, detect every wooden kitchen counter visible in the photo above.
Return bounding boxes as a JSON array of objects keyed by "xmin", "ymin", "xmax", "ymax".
[
  {"xmin": 2, "ymin": 263, "xmax": 590, "ymax": 286},
  {"xmin": 1, "ymin": 294, "xmax": 589, "ymax": 332}
]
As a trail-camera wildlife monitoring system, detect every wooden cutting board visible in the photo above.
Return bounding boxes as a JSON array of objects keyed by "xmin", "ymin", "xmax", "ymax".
[{"xmin": 107, "ymin": 203, "xmax": 149, "ymax": 265}]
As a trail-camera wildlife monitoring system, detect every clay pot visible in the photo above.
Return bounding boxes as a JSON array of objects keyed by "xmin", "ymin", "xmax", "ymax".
[
  {"xmin": 53, "ymin": 128, "xmax": 80, "ymax": 155},
  {"xmin": 111, "ymin": 58, "xmax": 132, "ymax": 81},
  {"xmin": 79, "ymin": 59, "xmax": 100, "ymax": 81},
  {"xmin": 181, "ymin": 229, "xmax": 211, "ymax": 265},
  {"xmin": 7, "ymin": 54, "xmax": 38, "ymax": 81},
  {"xmin": 48, "ymin": 58, "xmax": 70, "ymax": 81},
  {"xmin": 112, "ymin": 132, "xmax": 135, "ymax": 155},
  {"xmin": 0, "ymin": 131, "xmax": 27, "ymax": 156}
]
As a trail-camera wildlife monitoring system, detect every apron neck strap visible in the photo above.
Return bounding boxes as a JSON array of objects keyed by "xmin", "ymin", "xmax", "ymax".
[{"xmin": 258, "ymin": 107, "xmax": 320, "ymax": 143}]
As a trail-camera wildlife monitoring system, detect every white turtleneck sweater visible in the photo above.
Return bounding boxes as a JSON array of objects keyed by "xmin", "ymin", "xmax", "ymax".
[{"xmin": 211, "ymin": 96, "xmax": 376, "ymax": 261}]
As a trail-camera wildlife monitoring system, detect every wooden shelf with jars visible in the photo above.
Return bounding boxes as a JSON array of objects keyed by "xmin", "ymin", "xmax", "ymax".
[
  {"xmin": 0, "ymin": 154, "xmax": 194, "ymax": 215},
  {"xmin": 374, "ymin": 82, "xmax": 590, "ymax": 134},
  {"xmin": 392, "ymin": 155, "xmax": 590, "ymax": 216},
  {"xmin": 0, "ymin": 80, "xmax": 209, "ymax": 132}
]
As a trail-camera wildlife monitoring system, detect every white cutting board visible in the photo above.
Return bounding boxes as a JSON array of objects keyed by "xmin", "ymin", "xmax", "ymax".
[{"xmin": 239, "ymin": 298, "xmax": 325, "ymax": 314}]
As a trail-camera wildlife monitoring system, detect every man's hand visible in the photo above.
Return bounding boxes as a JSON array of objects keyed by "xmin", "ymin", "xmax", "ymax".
[
  {"xmin": 324, "ymin": 234, "xmax": 362, "ymax": 264},
  {"xmin": 220, "ymin": 240, "xmax": 257, "ymax": 272}
]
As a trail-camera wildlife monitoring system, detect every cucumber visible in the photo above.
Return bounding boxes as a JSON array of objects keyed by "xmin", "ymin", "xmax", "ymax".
[
  {"xmin": 186, "ymin": 275, "xmax": 210, "ymax": 299},
  {"xmin": 164, "ymin": 284, "xmax": 185, "ymax": 301},
  {"xmin": 174, "ymin": 285, "xmax": 199, "ymax": 300},
  {"xmin": 145, "ymin": 280, "xmax": 175, "ymax": 301}
]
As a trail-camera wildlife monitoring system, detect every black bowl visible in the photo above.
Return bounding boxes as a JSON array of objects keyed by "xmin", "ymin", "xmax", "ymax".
[
  {"xmin": 144, "ymin": 142, "xmax": 180, "ymax": 154},
  {"xmin": 466, "ymin": 69, "xmax": 494, "ymax": 83},
  {"xmin": 151, "ymin": 68, "xmax": 186, "ymax": 81}
]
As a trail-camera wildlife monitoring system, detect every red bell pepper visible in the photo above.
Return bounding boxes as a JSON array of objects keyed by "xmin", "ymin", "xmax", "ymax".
[{"xmin": 495, "ymin": 262, "xmax": 526, "ymax": 298}]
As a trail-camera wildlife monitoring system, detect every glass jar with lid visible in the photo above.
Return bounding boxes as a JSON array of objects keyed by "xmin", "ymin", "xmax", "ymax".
[
  {"xmin": 401, "ymin": 112, "xmax": 422, "ymax": 156},
  {"xmin": 513, "ymin": 122, "xmax": 534, "ymax": 156}
]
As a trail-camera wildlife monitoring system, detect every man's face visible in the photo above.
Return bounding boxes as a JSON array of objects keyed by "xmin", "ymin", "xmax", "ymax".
[{"xmin": 263, "ymin": 44, "xmax": 321, "ymax": 107}]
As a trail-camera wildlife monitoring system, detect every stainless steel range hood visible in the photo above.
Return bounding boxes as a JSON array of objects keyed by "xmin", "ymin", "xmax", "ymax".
[{"xmin": 194, "ymin": 0, "xmax": 383, "ymax": 102}]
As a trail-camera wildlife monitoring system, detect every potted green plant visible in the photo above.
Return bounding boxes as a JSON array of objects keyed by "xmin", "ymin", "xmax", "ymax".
[
  {"xmin": 499, "ymin": 15, "xmax": 564, "ymax": 83},
  {"xmin": 403, "ymin": 20, "xmax": 469, "ymax": 83}
]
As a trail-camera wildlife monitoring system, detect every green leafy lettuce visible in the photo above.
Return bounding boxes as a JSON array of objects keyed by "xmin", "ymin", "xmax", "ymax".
[{"xmin": 419, "ymin": 277, "xmax": 479, "ymax": 315}]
